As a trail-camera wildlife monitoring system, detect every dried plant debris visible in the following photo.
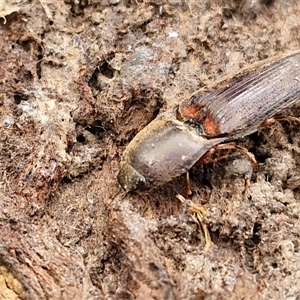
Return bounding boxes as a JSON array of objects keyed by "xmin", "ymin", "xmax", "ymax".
[{"xmin": 0, "ymin": 265, "xmax": 27, "ymax": 300}]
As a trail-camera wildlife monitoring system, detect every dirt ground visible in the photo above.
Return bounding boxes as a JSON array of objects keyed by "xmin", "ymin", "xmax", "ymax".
[{"xmin": 1, "ymin": 0, "xmax": 300, "ymax": 299}]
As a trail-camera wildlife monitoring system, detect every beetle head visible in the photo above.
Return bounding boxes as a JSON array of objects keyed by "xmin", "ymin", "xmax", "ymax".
[{"xmin": 118, "ymin": 161, "xmax": 147, "ymax": 192}]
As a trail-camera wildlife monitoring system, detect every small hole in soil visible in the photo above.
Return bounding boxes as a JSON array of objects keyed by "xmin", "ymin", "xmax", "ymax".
[
  {"xmin": 79, "ymin": 0, "xmax": 88, "ymax": 9},
  {"xmin": 140, "ymin": 20, "xmax": 151, "ymax": 33},
  {"xmin": 223, "ymin": 8, "xmax": 234, "ymax": 18},
  {"xmin": 263, "ymin": 0, "xmax": 275, "ymax": 5},
  {"xmin": 90, "ymin": 55, "xmax": 115, "ymax": 80},
  {"xmin": 86, "ymin": 120, "xmax": 105, "ymax": 139},
  {"xmin": 62, "ymin": 177, "xmax": 73, "ymax": 184},
  {"xmin": 76, "ymin": 134, "xmax": 86, "ymax": 143},
  {"xmin": 148, "ymin": 262, "xmax": 159, "ymax": 272},
  {"xmin": 99, "ymin": 60, "xmax": 114, "ymax": 79},
  {"xmin": 13, "ymin": 94, "xmax": 23, "ymax": 104},
  {"xmin": 88, "ymin": 69, "xmax": 99, "ymax": 91},
  {"xmin": 252, "ymin": 222, "xmax": 261, "ymax": 244},
  {"xmin": 152, "ymin": 107, "xmax": 161, "ymax": 120},
  {"xmin": 217, "ymin": 68, "xmax": 223, "ymax": 75},
  {"xmin": 88, "ymin": 58, "xmax": 115, "ymax": 92},
  {"xmin": 49, "ymin": 20, "xmax": 54, "ymax": 25},
  {"xmin": 36, "ymin": 51, "xmax": 43, "ymax": 79},
  {"xmin": 124, "ymin": 0, "xmax": 133, "ymax": 8},
  {"xmin": 17, "ymin": 39, "xmax": 31, "ymax": 52},
  {"xmin": 9, "ymin": 219, "xmax": 18, "ymax": 225}
]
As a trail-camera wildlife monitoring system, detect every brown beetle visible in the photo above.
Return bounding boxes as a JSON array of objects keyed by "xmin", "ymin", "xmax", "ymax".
[{"xmin": 118, "ymin": 51, "xmax": 300, "ymax": 192}]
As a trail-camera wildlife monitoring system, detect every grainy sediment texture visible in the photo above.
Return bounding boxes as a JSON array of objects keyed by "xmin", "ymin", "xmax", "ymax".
[{"xmin": 1, "ymin": 0, "xmax": 300, "ymax": 299}]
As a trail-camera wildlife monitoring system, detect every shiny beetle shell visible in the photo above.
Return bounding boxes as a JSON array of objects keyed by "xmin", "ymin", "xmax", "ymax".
[{"xmin": 118, "ymin": 113, "xmax": 225, "ymax": 192}]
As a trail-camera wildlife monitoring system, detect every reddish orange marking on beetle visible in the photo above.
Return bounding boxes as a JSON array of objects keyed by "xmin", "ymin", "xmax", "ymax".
[
  {"xmin": 203, "ymin": 116, "xmax": 220, "ymax": 136},
  {"xmin": 181, "ymin": 106, "xmax": 199, "ymax": 118}
]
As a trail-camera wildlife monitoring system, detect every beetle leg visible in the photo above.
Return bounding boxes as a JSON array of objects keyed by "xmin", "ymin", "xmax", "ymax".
[
  {"xmin": 197, "ymin": 147, "xmax": 230, "ymax": 165},
  {"xmin": 185, "ymin": 172, "xmax": 192, "ymax": 196},
  {"xmin": 261, "ymin": 116, "xmax": 300, "ymax": 127},
  {"xmin": 274, "ymin": 116, "xmax": 300, "ymax": 125},
  {"xmin": 176, "ymin": 194, "xmax": 213, "ymax": 248},
  {"xmin": 198, "ymin": 142, "xmax": 257, "ymax": 167},
  {"xmin": 222, "ymin": 144, "xmax": 257, "ymax": 167}
]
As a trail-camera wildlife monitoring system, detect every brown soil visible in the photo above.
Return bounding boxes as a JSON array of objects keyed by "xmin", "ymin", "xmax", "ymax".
[{"xmin": 1, "ymin": 0, "xmax": 300, "ymax": 299}]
